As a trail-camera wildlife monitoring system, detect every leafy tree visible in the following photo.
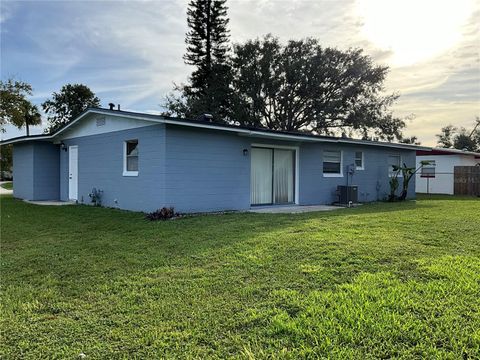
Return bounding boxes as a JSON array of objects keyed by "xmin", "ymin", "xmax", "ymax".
[
  {"xmin": 436, "ymin": 125, "xmax": 457, "ymax": 148},
  {"xmin": 399, "ymin": 135, "xmax": 421, "ymax": 145},
  {"xmin": 454, "ymin": 131, "xmax": 477, "ymax": 151},
  {"xmin": 42, "ymin": 84, "xmax": 100, "ymax": 133},
  {"xmin": 230, "ymin": 36, "xmax": 405, "ymax": 140},
  {"xmin": 165, "ymin": 0, "xmax": 232, "ymax": 121},
  {"xmin": 0, "ymin": 144, "xmax": 13, "ymax": 180},
  {"xmin": 0, "ymin": 78, "xmax": 42, "ymax": 135},
  {"xmin": 436, "ymin": 119, "xmax": 480, "ymax": 151}
]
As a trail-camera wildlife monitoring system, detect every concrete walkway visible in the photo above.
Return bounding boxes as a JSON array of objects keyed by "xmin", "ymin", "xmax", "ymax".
[
  {"xmin": 250, "ymin": 204, "xmax": 340, "ymax": 214},
  {"xmin": 24, "ymin": 200, "xmax": 76, "ymax": 206},
  {"xmin": 0, "ymin": 181, "xmax": 13, "ymax": 195}
]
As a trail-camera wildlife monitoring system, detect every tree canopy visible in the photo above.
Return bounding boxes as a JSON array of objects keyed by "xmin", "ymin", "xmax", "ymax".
[
  {"xmin": 436, "ymin": 119, "xmax": 480, "ymax": 152},
  {"xmin": 230, "ymin": 36, "xmax": 405, "ymax": 140},
  {"xmin": 42, "ymin": 84, "xmax": 100, "ymax": 133},
  {"xmin": 0, "ymin": 78, "xmax": 42, "ymax": 135}
]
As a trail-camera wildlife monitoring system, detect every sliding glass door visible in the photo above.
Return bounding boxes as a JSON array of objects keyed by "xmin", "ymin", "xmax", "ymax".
[
  {"xmin": 251, "ymin": 148, "xmax": 273, "ymax": 205},
  {"xmin": 251, "ymin": 147, "xmax": 295, "ymax": 205}
]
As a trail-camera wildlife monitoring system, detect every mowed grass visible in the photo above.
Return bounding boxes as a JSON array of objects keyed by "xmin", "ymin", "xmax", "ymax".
[{"xmin": 1, "ymin": 195, "xmax": 479, "ymax": 359}]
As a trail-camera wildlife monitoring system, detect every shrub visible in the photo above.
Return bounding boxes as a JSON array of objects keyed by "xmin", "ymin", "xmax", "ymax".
[{"xmin": 145, "ymin": 207, "xmax": 178, "ymax": 221}]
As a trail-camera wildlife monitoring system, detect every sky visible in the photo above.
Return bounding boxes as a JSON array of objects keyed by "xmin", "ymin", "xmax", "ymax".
[{"xmin": 1, "ymin": 0, "xmax": 479, "ymax": 145}]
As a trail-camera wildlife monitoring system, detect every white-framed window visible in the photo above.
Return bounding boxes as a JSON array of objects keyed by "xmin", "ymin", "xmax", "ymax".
[
  {"xmin": 123, "ymin": 139, "xmax": 139, "ymax": 176},
  {"xmin": 388, "ymin": 154, "xmax": 401, "ymax": 177},
  {"xmin": 421, "ymin": 160, "xmax": 436, "ymax": 178},
  {"xmin": 355, "ymin": 151, "xmax": 364, "ymax": 170},
  {"xmin": 323, "ymin": 150, "xmax": 343, "ymax": 177}
]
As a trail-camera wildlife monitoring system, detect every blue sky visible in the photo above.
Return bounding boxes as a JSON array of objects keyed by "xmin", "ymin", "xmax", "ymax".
[{"xmin": 1, "ymin": 0, "xmax": 479, "ymax": 145}]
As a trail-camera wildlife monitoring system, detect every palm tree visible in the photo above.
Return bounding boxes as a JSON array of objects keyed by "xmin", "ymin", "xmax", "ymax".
[
  {"xmin": 21, "ymin": 101, "xmax": 42, "ymax": 136},
  {"xmin": 0, "ymin": 79, "xmax": 41, "ymax": 136}
]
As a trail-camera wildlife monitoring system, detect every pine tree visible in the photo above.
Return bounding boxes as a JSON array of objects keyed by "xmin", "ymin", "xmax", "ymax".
[{"xmin": 165, "ymin": 0, "xmax": 232, "ymax": 121}]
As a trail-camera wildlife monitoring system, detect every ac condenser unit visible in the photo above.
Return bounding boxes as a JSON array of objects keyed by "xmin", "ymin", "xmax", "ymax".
[{"xmin": 337, "ymin": 185, "xmax": 358, "ymax": 204}]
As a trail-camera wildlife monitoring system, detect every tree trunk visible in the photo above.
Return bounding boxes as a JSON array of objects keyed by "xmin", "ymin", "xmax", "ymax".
[
  {"xmin": 398, "ymin": 189, "xmax": 407, "ymax": 201},
  {"xmin": 206, "ymin": 0, "xmax": 212, "ymax": 75},
  {"xmin": 25, "ymin": 123, "xmax": 30, "ymax": 136}
]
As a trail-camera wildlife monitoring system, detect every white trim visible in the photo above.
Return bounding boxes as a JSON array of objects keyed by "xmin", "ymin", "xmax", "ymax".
[
  {"xmin": 58, "ymin": 115, "xmax": 155, "ymax": 140},
  {"xmin": 355, "ymin": 151, "xmax": 365, "ymax": 171},
  {"xmin": 323, "ymin": 150, "xmax": 343, "ymax": 178},
  {"xmin": 323, "ymin": 173, "xmax": 344, "ymax": 178},
  {"xmin": 251, "ymin": 143, "xmax": 300, "ymax": 205},
  {"xmin": 0, "ymin": 135, "xmax": 52, "ymax": 145},
  {"xmin": 54, "ymin": 111, "xmax": 97, "ymax": 136},
  {"xmin": 123, "ymin": 140, "xmax": 139, "ymax": 177}
]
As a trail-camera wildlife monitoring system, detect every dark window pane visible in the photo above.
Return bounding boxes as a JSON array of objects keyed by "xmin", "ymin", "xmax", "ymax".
[
  {"xmin": 323, "ymin": 161, "xmax": 341, "ymax": 174},
  {"xmin": 127, "ymin": 140, "xmax": 138, "ymax": 156}
]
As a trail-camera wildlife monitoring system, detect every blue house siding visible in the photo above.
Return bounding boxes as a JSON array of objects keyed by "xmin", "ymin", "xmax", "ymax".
[
  {"xmin": 12, "ymin": 142, "xmax": 60, "ymax": 200},
  {"xmin": 8, "ymin": 114, "xmax": 417, "ymax": 212},
  {"xmin": 59, "ymin": 124, "xmax": 166, "ymax": 212},
  {"xmin": 164, "ymin": 125, "xmax": 251, "ymax": 212},
  {"xmin": 32, "ymin": 142, "xmax": 60, "ymax": 200},
  {"xmin": 299, "ymin": 143, "xmax": 416, "ymax": 204},
  {"xmin": 12, "ymin": 143, "xmax": 34, "ymax": 200}
]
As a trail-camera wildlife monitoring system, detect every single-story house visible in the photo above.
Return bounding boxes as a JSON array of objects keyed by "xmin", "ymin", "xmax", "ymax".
[
  {"xmin": 1, "ymin": 108, "xmax": 423, "ymax": 213},
  {"xmin": 416, "ymin": 148, "xmax": 480, "ymax": 195}
]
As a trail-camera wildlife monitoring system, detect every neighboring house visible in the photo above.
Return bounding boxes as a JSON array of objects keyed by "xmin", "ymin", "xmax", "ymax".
[
  {"xmin": 1, "ymin": 108, "xmax": 422, "ymax": 213},
  {"xmin": 416, "ymin": 148, "xmax": 480, "ymax": 195}
]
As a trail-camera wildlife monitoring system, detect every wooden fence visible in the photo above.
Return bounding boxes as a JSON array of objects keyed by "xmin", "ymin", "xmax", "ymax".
[{"xmin": 454, "ymin": 166, "xmax": 480, "ymax": 196}]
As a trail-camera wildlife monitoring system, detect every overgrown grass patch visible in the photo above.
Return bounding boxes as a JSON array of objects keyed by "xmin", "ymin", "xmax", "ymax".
[{"xmin": 1, "ymin": 195, "xmax": 479, "ymax": 358}]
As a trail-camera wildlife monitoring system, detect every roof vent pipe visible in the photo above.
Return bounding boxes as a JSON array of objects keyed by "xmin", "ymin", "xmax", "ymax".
[
  {"xmin": 108, "ymin": 103, "xmax": 115, "ymax": 110},
  {"xmin": 197, "ymin": 113, "xmax": 214, "ymax": 122}
]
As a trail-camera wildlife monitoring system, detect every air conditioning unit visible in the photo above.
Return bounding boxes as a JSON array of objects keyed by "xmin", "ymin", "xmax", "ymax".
[{"xmin": 337, "ymin": 185, "xmax": 358, "ymax": 204}]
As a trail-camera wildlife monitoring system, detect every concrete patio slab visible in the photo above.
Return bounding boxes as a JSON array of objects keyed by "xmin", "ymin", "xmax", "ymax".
[
  {"xmin": 249, "ymin": 204, "xmax": 340, "ymax": 214},
  {"xmin": 24, "ymin": 200, "xmax": 76, "ymax": 206}
]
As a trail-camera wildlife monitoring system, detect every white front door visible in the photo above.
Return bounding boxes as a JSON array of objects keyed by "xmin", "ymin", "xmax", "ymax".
[{"xmin": 68, "ymin": 146, "xmax": 78, "ymax": 200}]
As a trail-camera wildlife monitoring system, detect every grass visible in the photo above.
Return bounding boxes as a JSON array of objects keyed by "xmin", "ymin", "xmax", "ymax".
[
  {"xmin": 1, "ymin": 195, "xmax": 479, "ymax": 359},
  {"xmin": 0, "ymin": 182, "xmax": 12, "ymax": 190}
]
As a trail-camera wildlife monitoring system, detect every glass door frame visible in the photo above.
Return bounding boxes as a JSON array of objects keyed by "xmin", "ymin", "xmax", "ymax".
[{"xmin": 250, "ymin": 144, "xmax": 299, "ymax": 206}]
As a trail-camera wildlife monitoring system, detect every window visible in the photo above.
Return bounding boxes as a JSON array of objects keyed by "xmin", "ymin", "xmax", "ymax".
[
  {"xmin": 123, "ymin": 140, "xmax": 138, "ymax": 176},
  {"xmin": 388, "ymin": 154, "xmax": 401, "ymax": 176},
  {"xmin": 421, "ymin": 160, "xmax": 436, "ymax": 178},
  {"xmin": 323, "ymin": 150, "xmax": 342, "ymax": 176},
  {"xmin": 355, "ymin": 151, "xmax": 364, "ymax": 170}
]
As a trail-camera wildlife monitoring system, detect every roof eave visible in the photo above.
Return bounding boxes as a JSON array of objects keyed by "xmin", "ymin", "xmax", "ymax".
[{"xmin": 0, "ymin": 108, "xmax": 430, "ymax": 151}]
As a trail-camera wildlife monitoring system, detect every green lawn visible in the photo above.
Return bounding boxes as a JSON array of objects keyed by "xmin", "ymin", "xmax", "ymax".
[
  {"xmin": 1, "ymin": 195, "xmax": 479, "ymax": 359},
  {"xmin": 0, "ymin": 182, "xmax": 12, "ymax": 190}
]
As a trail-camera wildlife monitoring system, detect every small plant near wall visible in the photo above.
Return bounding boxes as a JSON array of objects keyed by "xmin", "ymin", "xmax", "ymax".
[
  {"xmin": 388, "ymin": 176, "xmax": 400, "ymax": 202},
  {"xmin": 89, "ymin": 188, "xmax": 103, "ymax": 206},
  {"xmin": 145, "ymin": 207, "xmax": 179, "ymax": 221},
  {"xmin": 389, "ymin": 160, "xmax": 433, "ymax": 201}
]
